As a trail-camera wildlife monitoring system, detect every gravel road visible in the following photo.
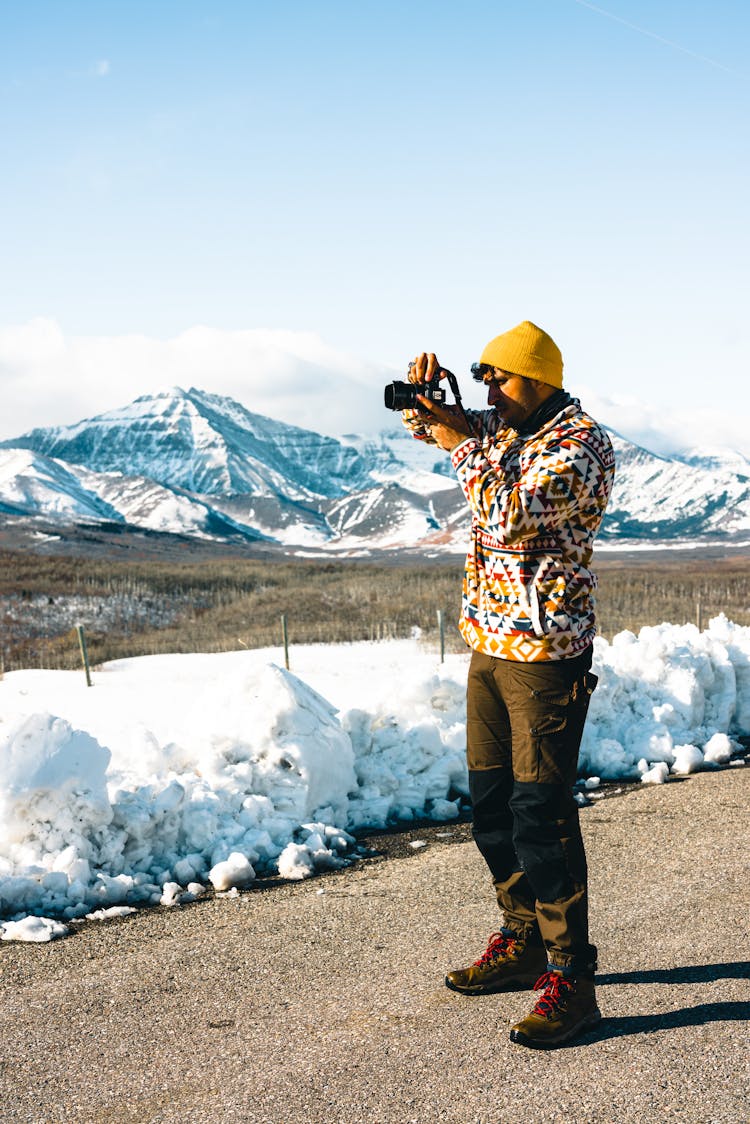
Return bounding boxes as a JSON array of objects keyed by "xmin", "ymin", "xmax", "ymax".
[{"xmin": 1, "ymin": 766, "xmax": 748, "ymax": 1124}]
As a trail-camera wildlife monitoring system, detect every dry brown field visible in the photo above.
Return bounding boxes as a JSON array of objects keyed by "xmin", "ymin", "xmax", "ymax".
[{"xmin": 1, "ymin": 548, "xmax": 749, "ymax": 673}]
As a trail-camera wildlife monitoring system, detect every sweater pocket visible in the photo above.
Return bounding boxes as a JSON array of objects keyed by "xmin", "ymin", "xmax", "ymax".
[
  {"xmin": 537, "ymin": 570, "xmax": 589, "ymax": 636},
  {"xmin": 479, "ymin": 548, "xmax": 523, "ymax": 628},
  {"xmin": 528, "ymin": 583, "xmax": 548, "ymax": 638}
]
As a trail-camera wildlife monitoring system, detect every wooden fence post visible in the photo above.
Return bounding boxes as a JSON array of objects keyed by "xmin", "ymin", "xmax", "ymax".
[
  {"xmin": 76, "ymin": 624, "xmax": 93, "ymax": 687},
  {"xmin": 437, "ymin": 608, "xmax": 445, "ymax": 664},
  {"xmin": 280, "ymin": 613, "xmax": 290, "ymax": 670}
]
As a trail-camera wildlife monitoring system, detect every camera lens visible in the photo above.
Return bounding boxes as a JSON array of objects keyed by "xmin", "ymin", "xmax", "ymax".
[{"xmin": 384, "ymin": 381, "xmax": 417, "ymax": 411}]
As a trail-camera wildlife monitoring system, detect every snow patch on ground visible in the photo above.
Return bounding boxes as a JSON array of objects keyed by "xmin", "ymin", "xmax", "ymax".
[{"xmin": 1, "ymin": 915, "xmax": 69, "ymax": 942}]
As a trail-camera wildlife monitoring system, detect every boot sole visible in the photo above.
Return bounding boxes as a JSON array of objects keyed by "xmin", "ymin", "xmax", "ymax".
[
  {"xmin": 509, "ymin": 1007, "xmax": 602, "ymax": 1049},
  {"xmin": 445, "ymin": 972, "xmax": 541, "ymax": 996}
]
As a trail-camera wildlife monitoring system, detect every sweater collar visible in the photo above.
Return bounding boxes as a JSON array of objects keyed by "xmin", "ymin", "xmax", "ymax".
[{"xmin": 513, "ymin": 388, "xmax": 572, "ymax": 435}]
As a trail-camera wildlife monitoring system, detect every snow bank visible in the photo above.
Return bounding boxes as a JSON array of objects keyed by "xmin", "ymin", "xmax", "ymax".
[
  {"xmin": 0, "ymin": 661, "xmax": 357, "ymax": 928},
  {"xmin": 0, "ymin": 617, "xmax": 747, "ymax": 931},
  {"xmin": 580, "ymin": 618, "xmax": 746, "ymax": 780}
]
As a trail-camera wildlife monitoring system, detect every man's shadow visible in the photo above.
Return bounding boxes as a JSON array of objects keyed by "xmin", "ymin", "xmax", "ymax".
[
  {"xmin": 597, "ymin": 961, "xmax": 750, "ymax": 986},
  {"xmin": 566, "ymin": 961, "xmax": 750, "ymax": 1047}
]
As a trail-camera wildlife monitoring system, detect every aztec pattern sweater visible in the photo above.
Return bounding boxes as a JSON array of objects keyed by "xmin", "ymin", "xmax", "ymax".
[{"xmin": 404, "ymin": 395, "xmax": 615, "ymax": 661}]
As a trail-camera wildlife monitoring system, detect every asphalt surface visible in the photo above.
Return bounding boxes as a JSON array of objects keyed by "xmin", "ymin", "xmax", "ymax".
[{"xmin": 1, "ymin": 765, "xmax": 748, "ymax": 1124}]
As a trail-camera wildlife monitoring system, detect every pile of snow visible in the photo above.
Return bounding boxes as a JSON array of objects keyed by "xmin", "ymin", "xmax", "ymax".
[
  {"xmin": 578, "ymin": 616, "xmax": 747, "ymax": 779},
  {"xmin": 0, "ymin": 617, "xmax": 747, "ymax": 938}
]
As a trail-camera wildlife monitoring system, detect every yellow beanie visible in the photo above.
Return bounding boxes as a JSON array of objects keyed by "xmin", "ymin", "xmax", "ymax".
[{"xmin": 479, "ymin": 321, "xmax": 563, "ymax": 388}]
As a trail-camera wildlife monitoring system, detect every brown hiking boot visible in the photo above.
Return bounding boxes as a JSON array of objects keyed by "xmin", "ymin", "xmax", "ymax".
[
  {"xmin": 509, "ymin": 970, "xmax": 601, "ymax": 1048},
  {"xmin": 445, "ymin": 931, "xmax": 546, "ymax": 995}
]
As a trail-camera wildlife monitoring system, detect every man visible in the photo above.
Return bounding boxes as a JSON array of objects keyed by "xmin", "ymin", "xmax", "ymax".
[{"xmin": 403, "ymin": 320, "xmax": 615, "ymax": 1049}]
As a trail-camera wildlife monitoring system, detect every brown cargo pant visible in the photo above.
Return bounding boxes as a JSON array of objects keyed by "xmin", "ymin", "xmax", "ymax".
[{"xmin": 466, "ymin": 646, "xmax": 598, "ymax": 972}]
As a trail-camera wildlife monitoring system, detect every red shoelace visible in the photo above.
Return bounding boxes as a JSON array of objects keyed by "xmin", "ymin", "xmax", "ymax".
[
  {"xmin": 530, "ymin": 971, "xmax": 574, "ymax": 1017},
  {"xmin": 474, "ymin": 931, "xmax": 513, "ymax": 967}
]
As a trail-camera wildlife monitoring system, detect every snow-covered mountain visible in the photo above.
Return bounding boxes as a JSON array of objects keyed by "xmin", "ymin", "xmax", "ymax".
[
  {"xmin": 1, "ymin": 387, "xmax": 749, "ymax": 554},
  {"xmin": 605, "ymin": 432, "xmax": 750, "ymax": 540},
  {"xmin": 6, "ymin": 387, "xmax": 375, "ymax": 499},
  {"xmin": 0, "ymin": 446, "xmax": 266, "ymax": 541}
]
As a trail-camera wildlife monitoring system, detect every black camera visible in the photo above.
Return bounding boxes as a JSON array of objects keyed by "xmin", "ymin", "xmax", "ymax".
[{"xmin": 384, "ymin": 377, "xmax": 448, "ymax": 411}]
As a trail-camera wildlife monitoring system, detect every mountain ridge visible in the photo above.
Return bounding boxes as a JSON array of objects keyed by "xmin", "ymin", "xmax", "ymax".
[{"xmin": 1, "ymin": 386, "xmax": 749, "ymax": 555}]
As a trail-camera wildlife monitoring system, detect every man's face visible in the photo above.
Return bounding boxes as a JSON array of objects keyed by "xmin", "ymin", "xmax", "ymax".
[{"xmin": 483, "ymin": 369, "xmax": 549, "ymax": 429}]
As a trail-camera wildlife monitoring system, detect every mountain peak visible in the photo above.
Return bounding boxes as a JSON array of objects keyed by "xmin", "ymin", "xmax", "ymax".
[
  {"xmin": 139, "ymin": 385, "xmax": 190, "ymax": 400},
  {"xmin": 0, "ymin": 386, "xmax": 377, "ymax": 501}
]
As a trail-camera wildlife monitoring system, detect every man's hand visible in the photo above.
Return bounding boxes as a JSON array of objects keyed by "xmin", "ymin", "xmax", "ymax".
[
  {"xmin": 416, "ymin": 396, "xmax": 474, "ymax": 452},
  {"xmin": 407, "ymin": 352, "xmax": 444, "ymax": 386},
  {"xmin": 406, "ymin": 351, "xmax": 474, "ymax": 450}
]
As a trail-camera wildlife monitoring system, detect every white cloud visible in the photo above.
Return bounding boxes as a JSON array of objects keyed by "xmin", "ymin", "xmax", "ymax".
[
  {"xmin": 92, "ymin": 59, "xmax": 110, "ymax": 77},
  {"xmin": 573, "ymin": 384, "xmax": 750, "ymax": 460},
  {"xmin": 0, "ymin": 320, "xmax": 393, "ymax": 440}
]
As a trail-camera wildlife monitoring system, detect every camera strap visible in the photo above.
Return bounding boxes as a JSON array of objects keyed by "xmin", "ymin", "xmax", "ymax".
[{"xmin": 443, "ymin": 370, "xmax": 478, "ymax": 440}]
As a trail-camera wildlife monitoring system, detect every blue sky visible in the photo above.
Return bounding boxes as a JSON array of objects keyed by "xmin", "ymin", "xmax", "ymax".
[{"xmin": 1, "ymin": 1, "xmax": 748, "ymax": 452}]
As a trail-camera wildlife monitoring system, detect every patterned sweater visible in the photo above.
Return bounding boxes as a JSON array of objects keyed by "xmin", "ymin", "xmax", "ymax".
[{"xmin": 404, "ymin": 396, "xmax": 615, "ymax": 661}]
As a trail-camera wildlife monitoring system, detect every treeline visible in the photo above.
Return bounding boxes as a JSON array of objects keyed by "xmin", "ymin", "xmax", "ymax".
[{"xmin": 0, "ymin": 549, "xmax": 748, "ymax": 672}]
